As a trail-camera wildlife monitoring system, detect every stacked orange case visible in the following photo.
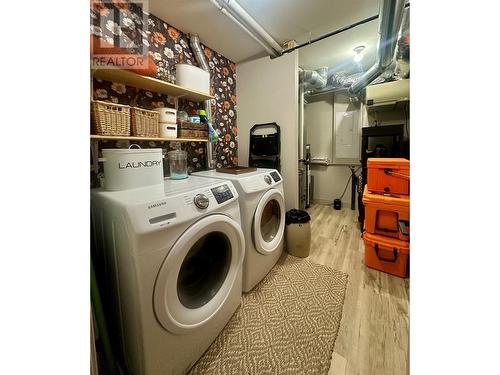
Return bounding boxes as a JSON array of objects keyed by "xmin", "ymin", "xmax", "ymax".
[
  {"xmin": 367, "ymin": 158, "xmax": 410, "ymax": 195},
  {"xmin": 363, "ymin": 158, "xmax": 410, "ymax": 278},
  {"xmin": 363, "ymin": 232, "xmax": 409, "ymax": 278},
  {"xmin": 362, "ymin": 186, "xmax": 409, "ymax": 241}
]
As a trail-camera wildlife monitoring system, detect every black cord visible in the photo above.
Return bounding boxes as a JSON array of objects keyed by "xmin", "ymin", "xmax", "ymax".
[
  {"xmin": 404, "ymin": 104, "xmax": 409, "ymax": 139},
  {"xmin": 338, "ymin": 174, "xmax": 353, "ymax": 200},
  {"xmin": 281, "ymin": 3, "xmax": 410, "ymax": 56},
  {"xmin": 338, "ymin": 166, "xmax": 361, "ymax": 200}
]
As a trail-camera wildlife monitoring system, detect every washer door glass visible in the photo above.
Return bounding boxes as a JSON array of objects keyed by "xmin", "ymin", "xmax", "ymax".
[
  {"xmin": 177, "ymin": 231, "xmax": 232, "ymax": 309},
  {"xmin": 253, "ymin": 189, "xmax": 285, "ymax": 255},
  {"xmin": 153, "ymin": 214, "xmax": 244, "ymax": 335}
]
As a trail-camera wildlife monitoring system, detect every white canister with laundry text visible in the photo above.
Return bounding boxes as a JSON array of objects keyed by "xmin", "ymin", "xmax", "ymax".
[{"xmin": 101, "ymin": 146, "xmax": 164, "ymax": 191}]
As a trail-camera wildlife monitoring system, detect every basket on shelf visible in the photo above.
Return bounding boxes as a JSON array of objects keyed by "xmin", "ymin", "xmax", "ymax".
[
  {"xmin": 177, "ymin": 120, "xmax": 208, "ymax": 140},
  {"xmin": 91, "ymin": 100, "xmax": 131, "ymax": 136},
  {"xmin": 131, "ymin": 107, "xmax": 159, "ymax": 137}
]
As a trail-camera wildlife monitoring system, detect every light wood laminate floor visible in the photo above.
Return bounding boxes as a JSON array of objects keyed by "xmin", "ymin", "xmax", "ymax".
[{"xmin": 305, "ymin": 204, "xmax": 409, "ymax": 375}]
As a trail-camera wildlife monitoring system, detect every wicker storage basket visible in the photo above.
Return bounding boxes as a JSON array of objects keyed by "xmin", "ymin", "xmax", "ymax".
[
  {"xmin": 178, "ymin": 129, "xmax": 209, "ymax": 139},
  {"xmin": 91, "ymin": 100, "xmax": 131, "ymax": 136},
  {"xmin": 131, "ymin": 107, "xmax": 159, "ymax": 137},
  {"xmin": 178, "ymin": 120, "xmax": 208, "ymax": 131},
  {"xmin": 177, "ymin": 120, "xmax": 208, "ymax": 140}
]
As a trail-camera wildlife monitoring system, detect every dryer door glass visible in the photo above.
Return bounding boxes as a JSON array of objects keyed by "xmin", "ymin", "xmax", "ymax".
[
  {"xmin": 260, "ymin": 200, "xmax": 281, "ymax": 242},
  {"xmin": 253, "ymin": 189, "xmax": 286, "ymax": 255},
  {"xmin": 177, "ymin": 231, "xmax": 232, "ymax": 309}
]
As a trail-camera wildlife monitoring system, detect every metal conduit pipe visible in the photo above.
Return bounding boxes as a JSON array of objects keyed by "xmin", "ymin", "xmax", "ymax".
[
  {"xmin": 298, "ymin": 83, "xmax": 304, "ymax": 161},
  {"xmin": 189, "ymin": 34, "xmax": 215, "ymax": 169},
  {"xmin": 349, "ymin": 0, "xmax": 405, "ymax": 94},
  {"xmin": 210, "ymin": 0, "xmax": 283, "ymax": 57}
]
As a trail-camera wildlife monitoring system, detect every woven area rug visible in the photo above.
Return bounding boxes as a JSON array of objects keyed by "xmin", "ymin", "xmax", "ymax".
[{"xmin": 188, "ymin": 255, "xmax": 348, "ymax": 375}]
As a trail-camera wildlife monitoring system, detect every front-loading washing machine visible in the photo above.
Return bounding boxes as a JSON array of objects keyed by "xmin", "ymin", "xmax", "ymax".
[
  {"xmin": 91, "ymin": 176, "xmax": 245, "ymax": 375},
  {"xmin": 192, "ymin": 168, "xmax": 285, "ymax": 292}
]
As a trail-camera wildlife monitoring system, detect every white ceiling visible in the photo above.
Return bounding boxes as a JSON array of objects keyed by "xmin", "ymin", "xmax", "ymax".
[
  {"xmin": 237, "ymin": 0, "xmax": 379, "ymax": 46},
  {"xmin": 149, "ymin": 0, "xmax": 265, "ymax": 62},
  {"xmin": 298, "ymin": 18, "xmax": 379, "ymax": 74},
  {"xmin": 149, "ymin": 0, "xmax": 381, "ymax": 66}
]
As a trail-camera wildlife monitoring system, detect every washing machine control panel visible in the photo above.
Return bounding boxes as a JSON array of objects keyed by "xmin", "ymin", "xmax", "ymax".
[
  {"xmin": 193, "ymin": 194, "xmax": 210, "ymax": 209},
  {"xmin": 211, "ymin": 184, "xmax": 234, "ymax": 204},
  {"xmin": 124, "ymin": 181, "xmax": 239, "ymax": 234},
  {"xmin": 270, "ymin": 171, "xmax": 281, "ymax": 182}
]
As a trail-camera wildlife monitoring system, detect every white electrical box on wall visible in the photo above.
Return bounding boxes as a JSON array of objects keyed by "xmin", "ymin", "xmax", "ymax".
[
  {"xmin": 332, "ymin": 95, "xmax": 361, "ymax": 165},
  {"xmin": 304, "ymin": 93, "xmax": 361, "ymax": 166},
  {"xmin": 335, "ymin": 111, "xmax": 359, "ymax": 159}
]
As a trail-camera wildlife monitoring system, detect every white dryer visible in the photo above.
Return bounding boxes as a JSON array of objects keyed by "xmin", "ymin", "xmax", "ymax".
[
  {"xmin": 193, "ymin": 168, "xmax": 285, "ymax": 292},
  {"xmin": 91, "ymin": 176, "xmax": 245, "ymax": 375}
]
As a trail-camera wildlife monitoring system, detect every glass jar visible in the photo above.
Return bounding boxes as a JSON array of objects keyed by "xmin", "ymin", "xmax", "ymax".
[{"xmin": 168, "ymin": 149, "xmax": 188, "ymax": 180}]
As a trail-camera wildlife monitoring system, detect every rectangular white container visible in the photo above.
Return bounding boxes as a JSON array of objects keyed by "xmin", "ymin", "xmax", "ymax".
[
  {"xmin": 175, "ymin": 63, "xmax": 210, "ymax": 95},
  {"xmin": 154, "ymin": 107, "xmax": 177, "ymax": 123},
  {"xmin": 159, "ymin": 122, "xmax": 178, "ymax": 138},
  {"xmin": 101, "ymin": 147, "xmax": 164, "ymax": 191}
]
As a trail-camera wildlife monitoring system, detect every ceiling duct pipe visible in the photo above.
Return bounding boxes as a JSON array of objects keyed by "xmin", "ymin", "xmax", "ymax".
[
  {"xmin": 189, "ymin": 34, "xmax": 210, "ymax": 72},
  {"xmin": 348, "ymin": 0, "xmax": 405, "ymax": 95},
  {"xmin": 189, "ymin": 34, "xmax": 215, "ymax": 169},
  {"xmin": 395, "ymin": 7, "xmax": 410, "ymax": 78},
  {"xmin": 300, "ymin": 67, "xmax": 328, "ymax": 91},
  {"xmin": 210, "ymin": 0, "xmax": 283, "ymax": 57}
]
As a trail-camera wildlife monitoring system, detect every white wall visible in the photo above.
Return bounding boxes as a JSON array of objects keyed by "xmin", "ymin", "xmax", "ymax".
[
  {"xmin": 310, "ymin": 164, "xmax": 356, "ymax": 206},
  {"xmin": 305, "ymin": 93, "xmax": 361, "ymax": 207},
  {"xmin": 305, "ymin": 92, "xmax": 409, "ymax": 208},
  {"xmin": 236, "ymin": 52, "xmax": 299, "ymax": 210},
  {"xmin": 304, "ymin": 93, "xmax": 334, "ymax": 164}
]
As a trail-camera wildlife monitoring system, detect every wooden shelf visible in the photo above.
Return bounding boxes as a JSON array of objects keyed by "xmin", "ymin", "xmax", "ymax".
[
  {"xmin": 92, "ymin": 69, "xmax": 214, "ymax": 102},
  {"xmin": 91, "ymin": 135, "xmax": 208, "ymax": 143},
  {"xmin": 366, "ymin": 100, "xmax": 409, "ymax": 113}
]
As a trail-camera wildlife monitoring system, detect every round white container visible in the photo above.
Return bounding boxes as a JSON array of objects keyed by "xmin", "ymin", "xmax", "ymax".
[
  {"xmin": 154, "ymin": 107, "xmax": 177, "ymax": 123},
  {"xmin": 101, "ymin": 146, "xmax": 164, "ymax": 191},
  {"xmin": 175, "ymin": 63, "xmax": 210, "ymax": 94},
  {"xmin": 159, "ymin": 122, "xmax": 178, "ymax": 138}
]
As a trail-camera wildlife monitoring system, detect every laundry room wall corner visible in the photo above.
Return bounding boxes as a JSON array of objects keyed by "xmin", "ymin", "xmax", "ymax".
[{"xmin": 236, "ymin": 52, "xmax": 299, "ymax": 210}]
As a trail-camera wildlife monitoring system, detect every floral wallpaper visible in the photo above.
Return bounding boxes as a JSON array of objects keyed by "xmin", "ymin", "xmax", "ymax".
[{"xmin": 90, "ymin": 0, "xmax": 238, "ymax": 186}]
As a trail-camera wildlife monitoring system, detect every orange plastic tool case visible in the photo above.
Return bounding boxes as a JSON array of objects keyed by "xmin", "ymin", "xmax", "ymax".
[
  {"xmin": 367, "ymin": 158, "xmax": 410, "ymax": 195},
  {"xmin": 363, "ymin": 232, "xmax": 409, "ymax": 278},
  {"xmin": 362, "ymin": 186, "xmax": 410, "ymax": 241}
]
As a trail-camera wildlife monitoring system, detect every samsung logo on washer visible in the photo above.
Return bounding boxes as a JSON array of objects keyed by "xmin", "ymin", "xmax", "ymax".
[
  {"xmin": 118, "ymin": 159, "xmax": 162, "ymax": 169},
  {"xmin": 148, "ymin": 201, "xmax": 167, "ymax": 210}
]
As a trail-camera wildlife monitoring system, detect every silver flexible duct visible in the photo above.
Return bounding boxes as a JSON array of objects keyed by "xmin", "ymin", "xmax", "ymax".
[
  {"xmin": 189, "ymin": 34, "xmax": 210, "ymax": 72},
  {"xmin": 189, "ymin": 34, "xmax": 215, "ymax": 169},
  {"xmin": 395, "ymin": 7, "xmax": 410, "ymax": 79},
  {"xmin": 299, "ymin": 67, "xmax": 328, "ymax": 91},
  {"xmin": 349, "ymin": 0, "xmax": 405, "ymax": 94}
]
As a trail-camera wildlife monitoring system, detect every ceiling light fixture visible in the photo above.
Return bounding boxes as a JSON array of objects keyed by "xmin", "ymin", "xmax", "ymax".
[{"xmin": 353, "ymin": 46, "xmax": 366, "ymax": 62}]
